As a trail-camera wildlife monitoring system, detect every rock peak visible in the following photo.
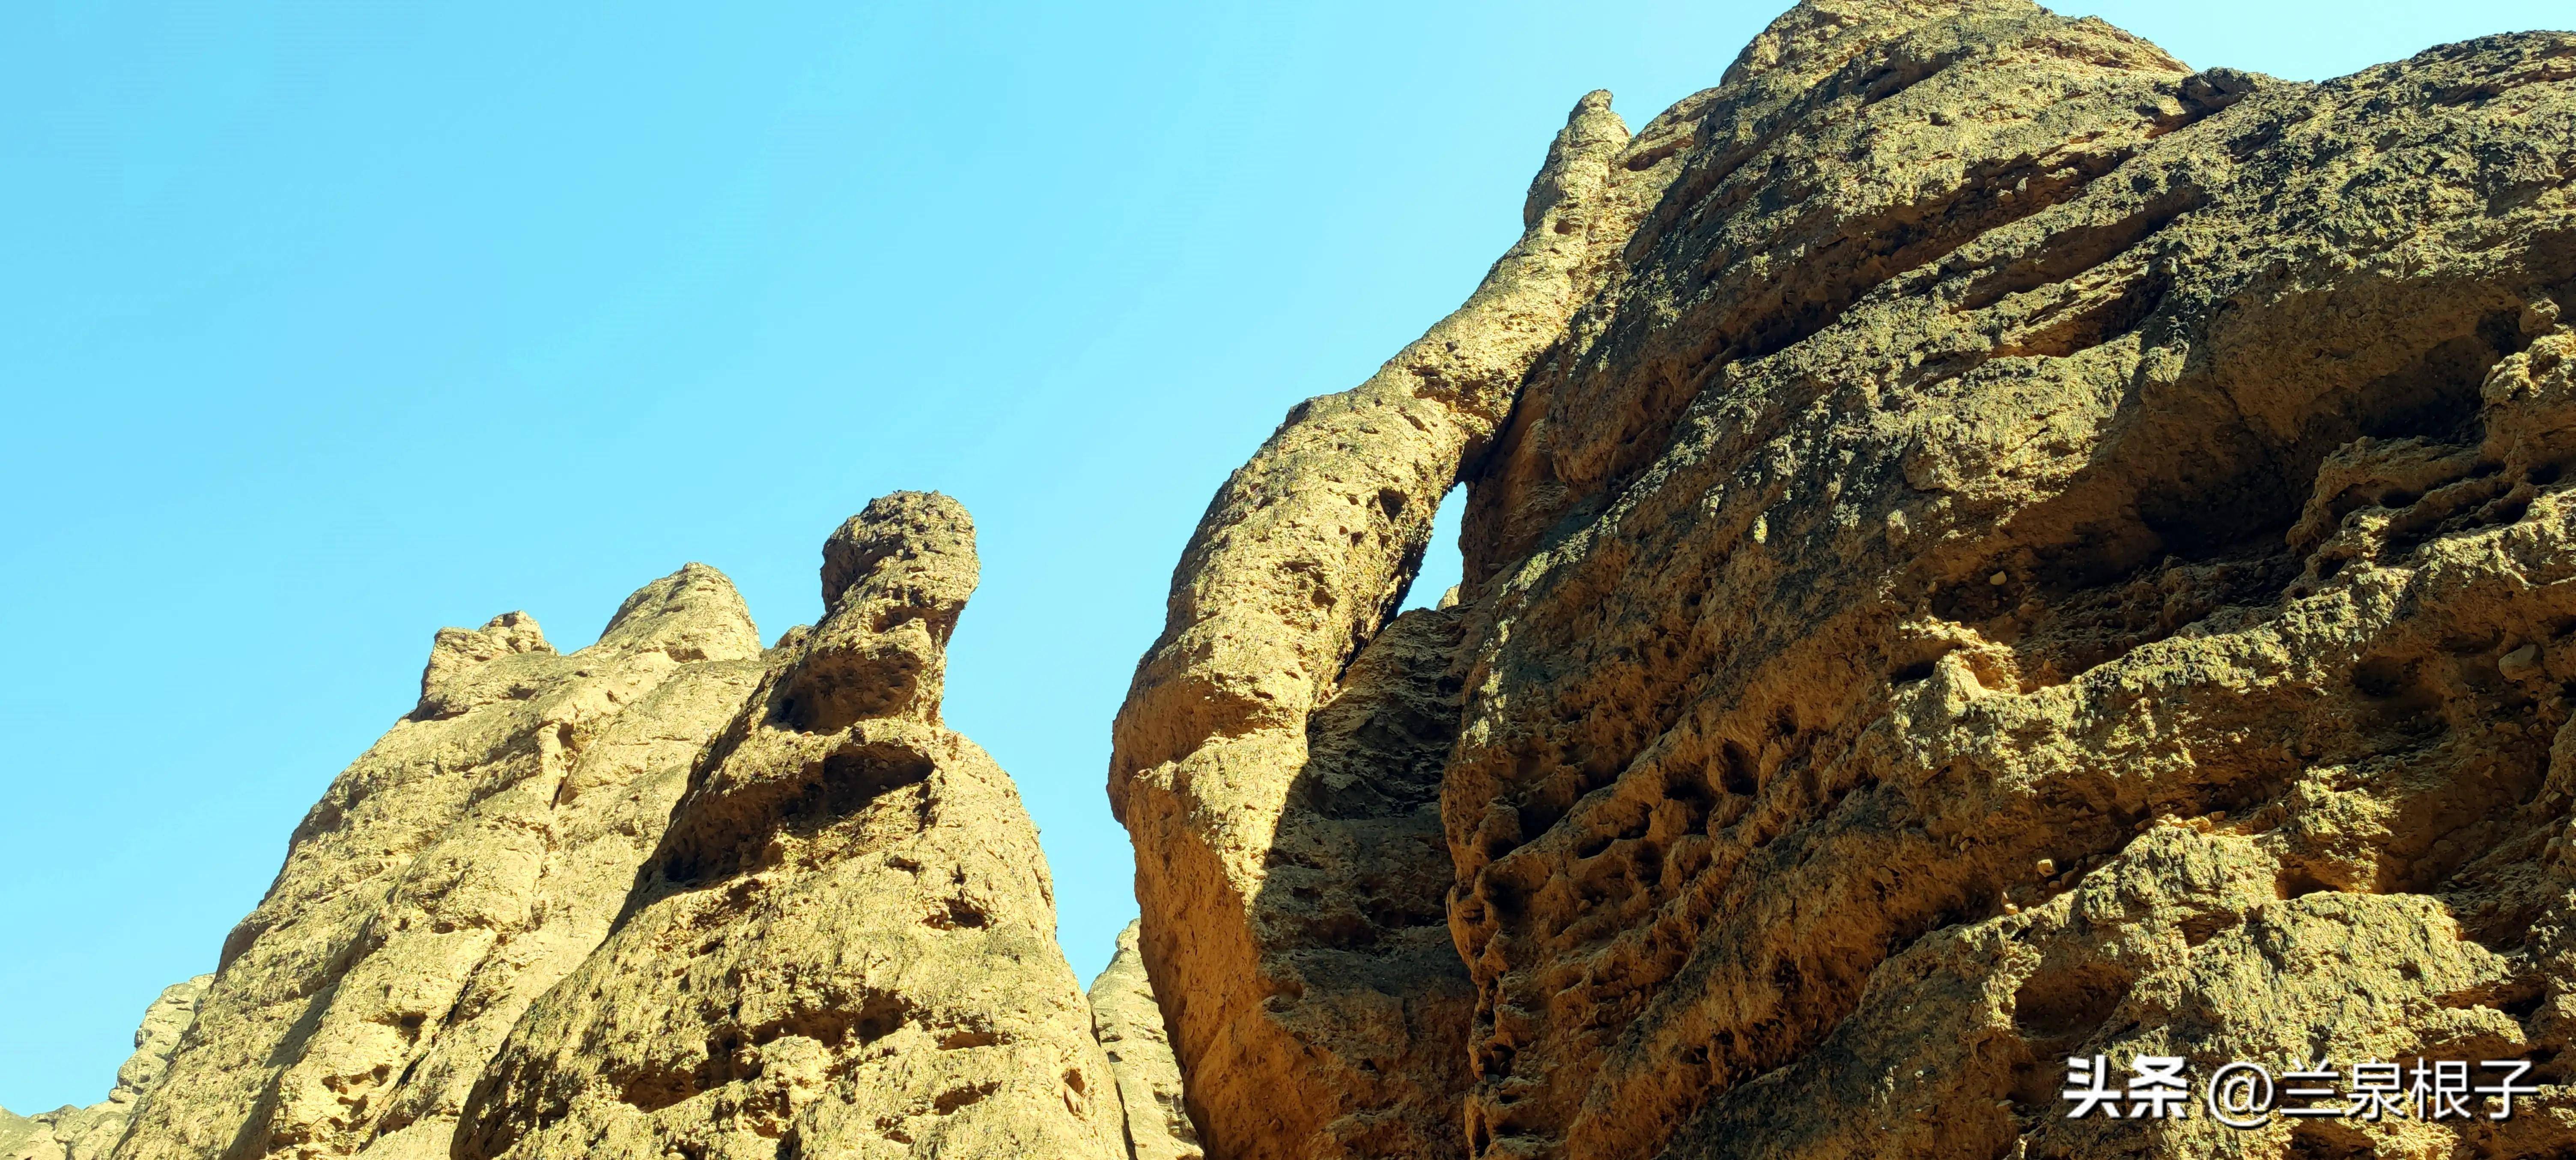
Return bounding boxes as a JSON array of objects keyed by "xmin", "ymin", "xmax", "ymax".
[
  {"xmin": 595, "ymin": 561, "xmax": 762, "ymax": 663},
  {"xmin": 454, "ymin": 494, "xmax": 1124, "ymax": 1159},
  {"xmin": 819, "ymin": 490, "xmax": 978, "ymax": 620},
  {"xmin": 414, "ymin": 611, "xmax": 553, "ymax": 719},
  {"xmin": 787, "ymin": 491, "xmax": 979, "ymax": 731},
  {"xmin": 2, "ymin": 976, "xmax": 208, "ymax": 1160},
  {"xmin": 1721, "ymin": 0, "xmax": 2038, "ymax": 88}
]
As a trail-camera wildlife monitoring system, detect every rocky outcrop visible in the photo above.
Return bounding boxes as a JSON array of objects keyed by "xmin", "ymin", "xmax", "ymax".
[
  {"xmin": 98, "ymin": 496, "xmax": 1141, "ymax": 1160},
  {"xmin": 1106, "ymin": 80, "xmax": 1717, "ymax": 1160},
  {"xmin": 0, "ymin": 1114, "xmax": 35, "ymax": 1160},
  {"xmin": 1450, "ymin": 8, "xmax": 2576, "ymax": 1157},
  {"xmin": 1121, "ymin": 1, "xmax": 2576, "ymax": 1158},
  {"xmin": 453, "ymin": 493, "xmax": 1126, "ymax": 1160},
  {"xmin": 5, "ymin": 977, "xmax": 209, "ymax": 1160},
  {"xmin": 36, "ymin": 3, "xmax": 2576, "ymax": 1160},
  {"xmin": 1088, "ymin": 923, "xmax": 1202, "ymax": 1160},
  {"xmin": 115, "ymin": 568, "xmax": 770, "ymax": 1160}
]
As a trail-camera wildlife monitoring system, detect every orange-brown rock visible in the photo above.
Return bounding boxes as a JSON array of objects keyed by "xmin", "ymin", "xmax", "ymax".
[
  {"xmin": 1088, "ymin": 922, "xmax": 1202, "ymax": 1160},
  {"xmin": 453, "ymin": 493, "xmax": 1126, "ymax": 1160},
  {"xmin": 1106, "ymin": 80, "xmax": 1717, "ymax": 1160},
  {"xmin": 1123, "ymin": 1, "xmax": 2576, "ymax": 1158},
  {"xmin": 1457, "ymin": 6, "xmax": 2576, "ymax": 1159},
  {"xmin": 39, "ymin": 3, "xmax": 2576, "ymax": 1159},
  {"xmin": 115, "ymin": 567, "xmax": 768, "ymax": 1160}
]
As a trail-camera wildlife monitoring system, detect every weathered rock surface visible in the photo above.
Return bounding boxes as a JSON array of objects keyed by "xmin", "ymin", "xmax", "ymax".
[
  {"xmin": 453, "ymin": 493, "xmax": 1127, "ymax": 1160},
  {"xmin": 0, "ymin": 1114, "xmax": 36, "ymax": 1160},
  {"xmin": 115, "ymin": 567, "xmax": 770, "ymax": 1160},
  {"xmin": 1088, "ymin": 922, "xmax": 1202, "ymax": 1160},
  {"xmin": 1121, "ymin": 1, "xmax": 2576, "ymax": 1158},
  {"xmin": 1106, "ymin": 80, "xmax": 1716, "ymax": 1160},
  {"xmin": 1452, "ymin": 7, "xmax": 2576, "ymax": 1157},
  {"xmin": 4, "ymin": 977, "xmax": 209, "ymax": 1160},
  {"xmin": 36, "ymin": 3, "xmax": 2576, "ymax": 1159}
]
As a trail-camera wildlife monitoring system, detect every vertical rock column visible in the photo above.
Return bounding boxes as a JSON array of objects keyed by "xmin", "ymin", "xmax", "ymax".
[
  {"xmin": 1106, "ymin": 90, "xmax": 1698, "ymax": 1160},
  {"xmin": 456, "ymin": 493, "xmax": 1126, "ymax": 1160}
]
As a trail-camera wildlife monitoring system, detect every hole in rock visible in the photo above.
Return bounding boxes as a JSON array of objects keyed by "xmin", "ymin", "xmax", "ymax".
[
  {"xmin": 2011, "ymin": 964, "xmax": 2132, "ymax": 1043},
  {"xmin": 2278, "ymin": 867, "xmax": 2339, "ymax": 899},
  {"xmin": 1400, "ymin": 486, "xmax": 1467, "ymax": 611}
]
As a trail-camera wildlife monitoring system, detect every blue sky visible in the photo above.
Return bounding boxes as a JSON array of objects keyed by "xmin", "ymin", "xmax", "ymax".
[{"xmin": 2, "ymin": 0, "xmax": 2566, "ymax": 1117}]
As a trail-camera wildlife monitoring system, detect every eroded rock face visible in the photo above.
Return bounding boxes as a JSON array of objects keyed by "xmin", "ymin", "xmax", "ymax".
[
  {"xmin": 114, "ymin": 567, "xmax": 769, "ymax": 1160},
  {"xmin": 1106, "ymin": 82, "xmax": 1715, "ymax": 1160},
  {"xmin": 1088, "ymin": 922, "xmax": 1202, "ymax": 1160},
  {"xmin": 5, "ymin": 976, "xmax": 209, "ymax": 1160},
  {"xmin": 1448, "ymin": 8, "xmax": 2576, "ymax": 1157},
  {"xmin": 454, "ymin": 493, "xmax": 1126, "ymax": 1160},
  {"xmin": 1123, "ymin": 1, "xmax": 2576, "ymax": 1158}
]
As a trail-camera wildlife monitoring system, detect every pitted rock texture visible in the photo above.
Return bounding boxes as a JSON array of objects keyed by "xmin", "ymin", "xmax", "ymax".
[
  {"xmin": 1107, "ymin": 81, "xmax": 1713, "ymax": 1160},
  {"xmin": 5, "ymin": 976, "xmax": 209, "ymax": 1160},
  {"xmin": 454, "ymin": 493, "xmax": 1127, "ymax": 1160},
  {"xmin": 1455, "ymin": 7, "xmax": 2576, "ymax": 1160},
  {"xmin": 1122, "ymin": 1, "xmax": 2576, "ymax": 1158},
  {"xmin": 1088, "ymin": 923, "xmax": 1202, "ymax": 1160},
  {"xmin": 115, "ymin": 567, "xmax": 769, "ymax": 1160}
]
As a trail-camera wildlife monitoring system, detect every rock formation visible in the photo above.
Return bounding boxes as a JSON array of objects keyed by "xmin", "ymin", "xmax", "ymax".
[
  {"xmin": 78, "ymin": 495, "xmax": 1140, "ymax": 1160},
  {"xmin": 114, "ymin": 565, "xmax": 769, "ymax": 1160},
  {"xmin": 24, "ymin": 3, "xmax": 2576, "ymax": 1160},
  {"xmin": 1105, "ymin": 78, "xmax": 1715, "ymax": 1160},
  {"xmin": 452, "ymin": 493, "xmax": 1126, "ymax": 1160},
  {"xmin": 4, "ymin": 977, "xmax": 209, "ymax": 1160},
  {"xmin": 1115, "ymin": 2, "xmax": 2576, "ymax": 1159},
  {"xmin": 1088, "ymin": 923, "xmax": 1202, "ymax": 1160}
]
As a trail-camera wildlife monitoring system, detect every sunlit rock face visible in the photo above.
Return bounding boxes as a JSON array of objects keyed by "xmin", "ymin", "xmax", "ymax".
[
  {"xmin": 116, "ymin": 565, "xmax": 769, "ymax": 1160},
  {"xmin": 108, "ymin": 495, "xmax": 1131, "ymax": 1160},
  {"xmin": 5, "ymin": 977, "xmax": 209, "ymax": 1160},
  {"xmin": 1114, "ymin": 1, "xmax": 2576, "ymax": 1157},
  {"xmin": 452, "ymin": 493, "xmax": 1127, "ymax": 1160},
  {"xmin": 26, "ymin": 3, "xmax": 2576, "ymax": 1158}
]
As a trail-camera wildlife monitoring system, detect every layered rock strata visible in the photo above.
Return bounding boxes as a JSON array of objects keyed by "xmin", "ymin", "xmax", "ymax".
[
  {"xmin": 4, "ymin": 977, "xmax": 209, "ymax": 1160},
  {"xmin": 453, "ymin": 493, "xmax": 1126, "ymax": 1160},
  {"xmin": 1119, "ymin": 1, "xmax": 2576, "ymax": 1159},
  {"xmin": 1088, "ymin": 923, "xmax": 1202, "ymax": 1160},
  {"xmin": 116, "ymin": 567, "xmax": 767, "ymax": 1160}
]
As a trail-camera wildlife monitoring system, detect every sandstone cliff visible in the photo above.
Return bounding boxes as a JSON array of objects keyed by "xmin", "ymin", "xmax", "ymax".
[
  {"xmin": 1089, "ymin": 923, "xmax": 1202, "ymax": 1160},
  {"xmin": 1114, "ymin": 2, "xmax": 2576, "ymax": 1159},
  {"xmin": 5, "ymin": 977, "xmax": 208, "ymax": 1160},
  {"xmin": 451, "ymin": 493, "xmax": 1125, "ymax": 1160},
  {"xmin": 115, "ymin": 566, "xmax": 767, "ymax": 1160},
  {"xmin": 101, "ymin": 494, "xmax": 1134, "ymax": 1160},
  {"xmin": 29, "ymin": 3, "xmax": 2576, "ymax": 1159},
  {"xmin": 1106, "ymin": 80, "xmax": 1709, "ymax": 1160}
]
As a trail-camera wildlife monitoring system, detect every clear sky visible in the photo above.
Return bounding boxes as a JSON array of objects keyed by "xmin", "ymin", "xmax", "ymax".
[{"xmin": 2, "ymin": 0, "xmax": 2566, "ymax": 1117}]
